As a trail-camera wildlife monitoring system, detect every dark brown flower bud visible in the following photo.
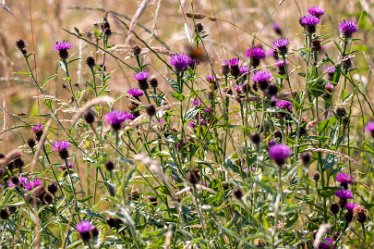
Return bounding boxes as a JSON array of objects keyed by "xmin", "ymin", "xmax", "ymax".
[
  {"xmin": 47, "ymin": 182, "xmax": 58, "ymax": 195},
  {"xmin": 27, "ymin": 138, "xmax": 36, "ymax": 148},
  {"xmin": 313, "ymin": 172, "xmax": 320, "ymax": 182},
  {"xmin": 250, "ymin": 133, "xmax": 261, "ymax": 145},
  {"xmin": 233, "ymin": 188, "xmax": 243, "ymax": 199},
  {"xmin": 146, "ymin": 105, "xmax": 156, "ymax": 116},
  {"xmin": 132, "ymin": 45, "xmax": 141, "ymax": 56},
  {"xmin": 86, "ymin": 56, "xmax": 95, "ymax": 68},
  {"xmin": 336, "ymin": 107, "xmax": 347, "ymax": 118},
  {"xmin": 188, "ymin": 169, "xmax": 200, "ymax": 185},
  {"xmin": 330, "ymin": 203, "xmax": 339, "ymax": 215},
  {"xmin": 83, "ymin": 110, "xmax": 95, "ymax": 124},
  {"xmin": 300, "ymin": 152, "xmax": 311, "ymax": 165},
  {"xmin": 150, "ymin": 78, "xmax": 158, "ymax": 88},
  {"xmin": 0, "ymin": 209, "xmax": 9, "ymax": 219},
  {"xmin": 105, "ymin": 161, "xmax": 115, "ymax": 172}
]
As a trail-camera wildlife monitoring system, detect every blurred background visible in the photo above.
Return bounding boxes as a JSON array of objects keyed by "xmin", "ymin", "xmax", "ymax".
[{"xmin": 0, "ymin": 0, "xmax": 373, "ymax": 150}]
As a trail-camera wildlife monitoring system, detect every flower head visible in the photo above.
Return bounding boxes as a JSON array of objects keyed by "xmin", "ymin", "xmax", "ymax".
[
  {"xmin": 206, "ymin": 74, "xmax": 215, "ymax": 83},
  {"xmin": 105, "ymin": 110, "xmax": 134, "ymax": 130},
  {"xmin": 339, "ymin": 20, "xmax": 358, "ymax": 38},
  {"xmin": 275, "ymin": 60, "xmax": 288, "ymax": 68},
  {"xmin": 268, "ymin": 144, "xmax": 291, "ymax": 166},
  {"xmin": 308, "ymin": 6, "xmax": 324, "ymax": 18},
  {"xmin": 61, "ymin": 161, "xmax": 73, "ymax": 171},
  {"xmin": 300, "ymin": 15, "xmax": 320, "ymax": 33},
  {"xmin": 246, "ymin": 47, "xmax": 266, "ymax": 59},
  {"xmin": 229, "ymin": 57, "xmax": 239, "ymax": 66},
  {"xmin": 53, "ymin": 41, "xmax": 72, "ymax": 51},
  {"xmin": 134, "ymin": 71, "xmax": 149, "ymax": 81},
  {"xmin": 335, "ymin": 189, "xmax": 353, "ymax": 199},
  {"xmin": 336, "ymin": 172, "xmax": 352, "ymax": 184},
  {"xmin": 25, "ymin": 179, "xmax": 41, "ymax": 191},
  {"xmin": 169, "ymin": 54, "xmax": 191, "ymax": 72},
  {"xmin": 273, "ymin": 38, "xmax": 289, "ymax": 54},
  {"xmin": 318, "ymin": 237, "xmax": 334, "ymax": 249},
  {"xmin": 252, "ymin": 70, "xmax": 272, "ymax": 82},
  {"xmin": 52, "ymin": 141, "xmax": 71, "ymax": 152},
  {"xmin": 240, "ymin": 65, "xmax": 249, "ymax": 75},
  {"xmin": 76, "ymin": 220, "xmax": 97, "ymax": 242},
  {"xmin": 32, "ymin": 124, "xmax": 43, "ymax": 133},
  {"xmin": 276, "ymin": 99, "xmax": 293, "ymax": 112},
  {"xmin": 345, "ymin": 202, "xmax": 356, "ymax": 212},
  {"xmin": 365, "ymin": 121, "xmax": 374, "ymax": 137},
  {"xmin": 128, "ymin": 88, "xmax": 144, "ymax": 98}
]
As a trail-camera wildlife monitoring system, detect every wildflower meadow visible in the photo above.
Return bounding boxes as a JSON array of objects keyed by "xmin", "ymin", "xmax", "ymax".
[{"xmin": 0, "ymin": 1, "xmax": 373, "ymax": 248}]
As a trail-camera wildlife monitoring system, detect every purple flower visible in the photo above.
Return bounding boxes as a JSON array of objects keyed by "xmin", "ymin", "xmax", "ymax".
[
  {"xmin": 276, "ymin": 99, "xmax": 293, "ymax": 112},
  {"xmin": 300, "ymin": 15, "xmax": 320, "ymax": 33},
  {"xmin": 206, "ymin": 74, "xmax": 215, "ymax": 83},
  {"xmin": 54, "ymin": 41, "xmax": 72, "ymax": 51},
  {"xmin": 275, "ymin": 60, "xmax": 288, "ymax": 68},
  {"xmin": 325, "ymin": 82, "xmax": 334, "ymax": 92},
  {"xmin": 335, "ymin": 189, "xmax": 353, "ymax": 199},
  {"xmin": 339, "ymin": 20, "xmax": 358, "ymax": 38},
  {"xmin": 192, "ymin": 98, "xmax": 199, "ymax": 106},
  {"xmin": 345, "ymin": 202, "xmax": 356, "ymax": 212},
  {"xmin": 326, "ymin": 66, "xmax": 336, "ymax": 74},
  {"xmin": 52, "ymin": 141, "xmax": 71, "ymax": 152},
  {"xmin": 308, "ymin": 6, "xmax": 324, "ymax": 18},
  {"xmin": 189, "ymin": 121, "xmax": 196, "ymax": 129},
  {"xmin": 246, "ymin": 47, "xmax": 266, "ymax": 59},
  {"xmin": 240, "ymin": 66, "xmax": 249, "ymax": 75},
  {"xmin": 318, "ymin": 237, "xmax": 334, "ymax": 249},
  {"xmin": 229, "ymin": 58, "xmax": 239, "ymax": 66},
  {"xmin": 273, "ymin": 38, "xmax": 289, "ymax": 54},
  {"xmin": 273, "ymin": 22, "xmax": 282, "ymax": 35},
  {"xmin": 76, "ymin": 220, "xmax": 94, "ymax": 233},
  {"xmin": 234, "ymin": 85, "xmax": 243, "ymax": 93},
  {"xmin": 336, "ymin": 173, "xmax": 352, "ymax": 184},
  {"xmin": 105, "ymin": 110, "xmax": 134, "ymax": 130},
  {"xmin": 128, "ymin": 88, "xmax": 144, "ymax": 98},
  {"xmin": 25, "ymin": 179, "xmax": 41, "ymax": 191},
  {"xmin": 61, "ymin": 161, "xmax": 73, "ymax": 171},
  {"xmin": 204, "ymin": 108, "xmax": 212, "ymax": 114},
  {"xmin": 268, "ymin": 144, "xmax": 291, "ymax": 166},
  {"xmin": 134, "ymin": 71, "xmax": 149, "ymax": 81},
  {"xmin": 252, "ymin": 70, "xmax": 271, "ymax": 82},
  {"xmin": 365, "ymin": 121, "xmax": 374, "ymax": 137},
  {"xmin": 169, "ymin": 54, "xmax": 191, "ymax": 72},
  {"xmin": 32, "ymin": 124, "xmax": 43, "ymax": 133}
]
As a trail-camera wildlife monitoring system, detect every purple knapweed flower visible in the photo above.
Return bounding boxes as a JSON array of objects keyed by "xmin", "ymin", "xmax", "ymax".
[
  {"xmin": 76, "ymin": 220, "xmax": 97, "ymax": 242},
  {"xmin": 339, "ymin": 20, "xmax": 358, "ymax": 38},
  {"xmin": 169, "ymin": 54, "xmax": 191, "ymax": 72},
  {"xmin": 25, "ymin": 179, "xmax": 41, "ymax": 191},
  {"xmin": 276, "ymin": 99, "xmax": 293, "ymax": 112},
  {"xmin": 229, "ymin": 58, "xmax": 240, "ymax": 77},
  {"xmin": 189, "ymin": 121, "xmax": 196, "ymax": 129},
  {"xmin": 54, "ymin": 41, "xmax": 72, "ymax": 60},
  {"xmin": 273, "ymin": 22, "xmax": 282, "ymax": 36},
  {"xmin": 134, "ymin": 71, "xmax": 149, "ymax": 81},
  {"xmin": 192, "ymin": 98, "xmax": 199, "ymax": 106},
  {"xmin": 318, "ymin": 237, "xmax": 334, "ymax": 249},
  {"xmin": 325, "ymin": 82, "xmax": 334, "ymax": 92},
  {"xmin": 365, "ymin": 121, "xmax": 374, "ymax": 137},
  {"xmin": 336, "ymin": 173, "xmax": 352, "ymax": 184},
  {"xmin": 240, "ymin": 65, "xmax": 249, "ymax": 75},
  {"xmin": 246, "ymin": 46, "xmax": 266, "ymax": 67},
  {"xmin": 268, "ymin": 144, "xmax": 291, "ymax": 166},
  {"xmin": 32, "ymin": 124, "xmax": 43, "ymax": 140},
  {"xmin": 252, "ymin": 70, "xmax": 272, "ymax": 91},
  {"xmin": 335, "ymin": 189, "xmax": 353, "ymax": 199},
  {"xmin": 206, "ymin": 74, "xmax": 215, "ymax": 83},
  {"xmin": 54, "ymin": 41, "xmax": 72, "ymax": 51},
  {"xmin": 275, "ymin": 60, "xmax": 288, "ymax": 75},
  {"xmin": 300, "ymin": 15, "xmax": 320, "ymax": 33},
  {"xmin": 273, "ymin": 38, "xmax": 289, "ymax": 54},
  {"xmin": 308, "ymin": 6, "xmax": 324, "ymax": 18},
  {"xmin": 105, "ymin": 110, "xmax": 134, "ymax": 130},
  {"xmin": 229, "ymin": 57, "xmax": 239, "ymax": 66},
  {"xmin": 52, "ymin": 141, "xmax": 71, "ymax": 152},
  {"xmin": 128, "ymin": 88, "xmax": 144, "ymax": 98},
  {"xmin": 345, "ymin": 202, "xmax": 356, "ymax": 212}
]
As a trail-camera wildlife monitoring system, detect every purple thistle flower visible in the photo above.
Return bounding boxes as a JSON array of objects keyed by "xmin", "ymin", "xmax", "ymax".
[
  {"xmin": 204, "ymin": 108, "xmax": 212, "ymax": 114},
  {"xmin": 240, "ymin": 65, "xmax": 249, "ymax": 75},
  {"xmin": 31, "ymin": 124, "xmax": 43, "ymax": 133},
  {"xmin": 229, "ymin": 58, "xmax": 239, "ymax": 66},
  {"xmin": 169, "ymin": 54, "xmax": 191, "ymax": 72},
  {"xmin": 252, "ymin": 70, "xmax": 272, "ymax": 82},
  {"xmin": 76, "ymin": 220, "xmax": 94, "ymax": 233},
  {"xmin": 25, "ymin": 179, "xmax": 41, "ymax": 191},
  {"xmin": 308, "ymin": 6, "xmax": 324, "ymax": 18},
  {"xmin": 246, "ymin": 47, "xmax": 266, "ymax": 68},
  {"xmin": 336, "ymin": 172, "xmax": 352, "ymax": 184},
  {"xmin": 60, "ymin": 161, "xmax": 73, "ymax": 171},
  {"xmin": 54, "ymin": 41, "xmax": 72, "ymax": 51},
  {"xmin": 189, "ymin": 121, "xmax": 196, "ymax": 129},
  {"xmin": 275, "ymin": 59, "xmax": 288, "ymax": 68},
  {"xmin": 76, "ymin": 220, "xmax": 97, "ymax": 242},
  {"xmin": 273, "ymin": 38, "xmax": 289, "ymax": 54},
  {"xmin": 246, "ymin": 47, "xmax": 266, "ymax": 59},
  {"xmin": 105, "ymin": 110, "xmax": 134, "ymax": 130},
  {"xmin": 134, "ymin": 71, "xmax": 149, "ymax": 81},
  {"xmin": 192, "ymin": 98, "xmax": 199, "ymax": 106},
  {"xmin": 206, "ymin": 74, "xmax": 215, "ymax": 83},
  {"xmin": 300, "ymin": 15, "xmax": 320, "ymax": 33},
  {"xmin": 128, "ymin": 88, "xmax": 144, "ymax": 98},
  {"xmin": 339, "ymin": 20, "xmax": 358, "ymax": 38},
  {"xmin": 52, "ymin": 141, "xmax": 71, "ymax": 152},
  {"xmin": 335, "ymin": 189, "xmax": 353, "ymax": 199},
  {"xmin": 365, "ymin": 121, "xmax": 374, "ymax": 137},
  {"xmin": 345, "ymin": 202, "xmax": 356, "ymax": 212},
  {"xmin": 269, "ymin": 144, "xmax": 291, "ymax": 166},
  {"xmin": 276, "ymin": 99, "xmax": 293, "ymax": 112},
  {"xmin": 318, "ymin": 237, "xmax": 334, "ymax": 249}
]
